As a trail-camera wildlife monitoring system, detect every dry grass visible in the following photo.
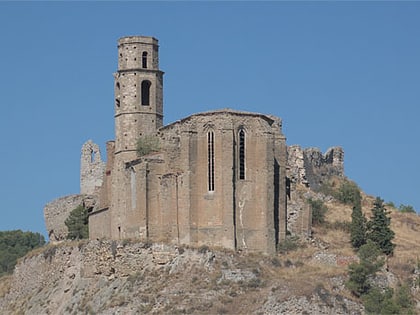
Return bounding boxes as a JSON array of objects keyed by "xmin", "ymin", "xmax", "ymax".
[
  {"xmin": 0, "ymin": 275, "xmax": 12, "ymax": 298},
  {"xmin": 321, "ymin": 191, "xmax": 420, "ymax": 283}
]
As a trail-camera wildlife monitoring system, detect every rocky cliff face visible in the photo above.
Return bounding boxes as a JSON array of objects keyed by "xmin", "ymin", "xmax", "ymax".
[{"xmin": 0, "ymin": 241, "xmax": 363, "ymax": 315}]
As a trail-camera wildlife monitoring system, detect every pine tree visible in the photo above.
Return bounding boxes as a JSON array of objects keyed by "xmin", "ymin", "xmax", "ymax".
[
  {"xmin": 367, "ymin": 197, "xmax": 395, "ymax": 256},
  {"xmin": 350, "ymin": 204, "xmax": 367, "ymax": 249},
  {"xmin": 65, "ymin": 205, "xmax": 89, "ymax": 240},
  {"xmin": 346, "ymin": 240, "xmax": 383, "ymax": 297}
]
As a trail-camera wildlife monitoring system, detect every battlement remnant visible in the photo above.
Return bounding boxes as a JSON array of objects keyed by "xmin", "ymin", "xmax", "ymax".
[
  {"xmin": 287, "ymin": 145, "xmax": 344, "ymax": 190},
  {"xmin": 80, "ymin": 140, "xmax": 105, "ymax": 196}
]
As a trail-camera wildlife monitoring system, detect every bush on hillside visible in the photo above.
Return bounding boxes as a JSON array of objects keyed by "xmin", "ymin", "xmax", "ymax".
[
  {"xmin": 398, "ymin": 204, "xmax": 416, "ymax": 214},
  {"xmin": 0, "ymin": 230, "xmax": 45, "ymax": 276},
  {"xmin": 336, "ymin": 180, "xmax": 362, "ymax": 208},
  {"xmin": 308, "ymin": 198, "xmax": 328, "ymax": 226}
]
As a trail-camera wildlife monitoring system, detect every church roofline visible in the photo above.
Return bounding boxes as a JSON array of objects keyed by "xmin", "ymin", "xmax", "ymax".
[{"xmin": 161, "ymin": 108, "xmax": 282, "ymax": 131}]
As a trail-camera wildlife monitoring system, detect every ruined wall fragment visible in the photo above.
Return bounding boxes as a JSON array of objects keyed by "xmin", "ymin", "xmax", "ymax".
[{"xmin": 80, "ymin": 140, "xmax": 105, "ymax": 196}]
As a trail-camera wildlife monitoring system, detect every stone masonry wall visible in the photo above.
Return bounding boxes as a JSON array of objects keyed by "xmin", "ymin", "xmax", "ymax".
[
  {"xmin": 44, "ymin": 195, "xmax": 85, "ymax": 242},
  {"xmin": 80, "ymin": 140, "xmax": 105, "ymax": 196},
  {"xmin": 286, "ymin": 145, "xmax": 344, "ymax": 236},
  {"xmin": 287, "ymin": 145, "xmax": 344, "ymax": 190}
]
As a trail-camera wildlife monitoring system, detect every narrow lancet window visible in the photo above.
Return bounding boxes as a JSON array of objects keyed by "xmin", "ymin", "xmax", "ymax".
[
  {"xmin": 239, "ymin": 129, "xmax": 245, "ymax": 180},
  {"xmin": 141, "ymin": 80, "xmax": 151, "ymax": 105},
  {"xmin": 142, "ymin": 51, "xmax": 148, "ymax": 68},
  {"xmin": 207, "ymin": 131, "xmax": 215, "ymax": 191}
]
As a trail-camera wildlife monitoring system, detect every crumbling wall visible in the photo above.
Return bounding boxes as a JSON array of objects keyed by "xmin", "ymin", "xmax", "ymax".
[
  {"xmin": 287, "ymin": 145, "xmax": 344, "ymax": 190},
  {"xmin": 44, "ymin": 194, "xmax": 97, "ymax": 242},
  {"xmin": 44, "ymin": 195, "xmax": 85, "ymax": 242},
  {"xmin": 80, "ymin": 140, "xmax": 105, "ymax": 196},
  {"xmin": 286, "ymin": 146, "xmax": 344, "ymax": 236}
]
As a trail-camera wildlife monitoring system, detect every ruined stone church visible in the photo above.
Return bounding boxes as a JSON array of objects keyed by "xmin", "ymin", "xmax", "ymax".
[{"xmin": 44, "ymin": 35, "xmax": 345, "ymax": 254}]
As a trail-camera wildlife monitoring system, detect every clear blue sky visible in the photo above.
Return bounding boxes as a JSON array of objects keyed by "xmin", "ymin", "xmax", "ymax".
[{"xmin": 1, "ymin": 2, "xmax": 419, "ymax": 238}]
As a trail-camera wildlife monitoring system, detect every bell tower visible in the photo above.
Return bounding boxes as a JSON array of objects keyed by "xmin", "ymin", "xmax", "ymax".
[{"xmin": 114, "ymin": 36, "xmax": 164, "ymax": 161}]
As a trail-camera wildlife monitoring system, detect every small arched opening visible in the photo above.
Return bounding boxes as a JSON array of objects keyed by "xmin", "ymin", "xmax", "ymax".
[
  {"xmin": 141, "ymin": 80, "xmax": 151, "ymax": 106},
  {"xmin": 207, "ymin": 130, "xmax": 215, "ymax": 191},
  {"xmin": 142, "ymin": 51, "xmax": 148, "ymax": 68},
  {"xmin": 238, "ymin": 129, "xmax": 246, "ymax": 180}
]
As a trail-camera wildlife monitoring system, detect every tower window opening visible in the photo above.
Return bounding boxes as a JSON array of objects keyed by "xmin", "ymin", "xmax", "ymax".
[
  {"xmin": 142, "ymin": 51, "xmax": 148, "ymax": 68},
  {"xmin": 207, "ymin": 131, "xmax": 215, "ymax": 191},
  {"xmin": 115, "ymin": 99, "xmax": 120, "ymax": 107},
  {"xmin": 141, "ymin": 80, "xmax": 151, "ymax": 106},
  {"xmin": 239, "ymin": 129, "xmax": 245, "ymax": 180},
  {"xmin": 116, "ymin": 82, "xmax": 120, "ymax": 90}
]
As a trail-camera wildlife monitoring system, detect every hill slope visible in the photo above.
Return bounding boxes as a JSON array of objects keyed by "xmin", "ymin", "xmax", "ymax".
[{"xmin": 1, "ymin": 188, "xmax": 420, "ymax": 314}]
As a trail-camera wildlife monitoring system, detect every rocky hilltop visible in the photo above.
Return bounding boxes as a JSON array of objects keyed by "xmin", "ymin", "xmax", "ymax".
[
  {"xmin": 2, "ymin": 178, "xmax": 420, "ymax": 314},
  {"xmin": 1, "ymin": 240, "xmax": 363, "ymax": 314}
]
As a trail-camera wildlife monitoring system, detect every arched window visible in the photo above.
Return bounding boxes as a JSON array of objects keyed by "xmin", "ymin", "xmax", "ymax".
[
  {"xmin": 238, "ymin": 129, "xmax": 245, "ymax": 180},
  {"xmin": 142, "ymin": 51, "xmax": 148, "ymax": 68},
  {"xmin": 207, "ymin": 131, "xmax": 215, "ymax": 191},
  {"xmin": 141, "ymin": 80, "xmax": 151, "ymax": 106}
]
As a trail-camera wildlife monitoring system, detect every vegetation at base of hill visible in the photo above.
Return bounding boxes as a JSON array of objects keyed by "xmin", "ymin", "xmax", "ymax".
[
  {"xmin": 65, "ymin": 205, "xmax": 89, "ymax": 240},
  {"xmin": 308, "ymin": 198, "xmax": 328, "ymax": 226},
  {"xmin": 346, "ymin": 240, "xmax": 384, "ymax": 297},
  {"xmin": 362, "ymin": 285, "xmax": 415, "ymax": 315},
  {"xmin": 136, "ymin": 135, "xmax": 160, "ymax": 157},
  {"xmin": 0, "ymin": 230, "xmax": 45, "ymax": 276},
  {"xmin": 346, "ymin": 241, "xmax": 414, "ymax": 314}
]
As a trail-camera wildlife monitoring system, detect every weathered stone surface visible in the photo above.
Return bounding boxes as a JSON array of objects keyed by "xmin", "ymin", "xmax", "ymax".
[
  {"xmin": 261, "ymin": 292, "xmax": 363, "ymax": 315},
  {"xmin": 0, "ymin": 241, "xmax": 365, "ymax": 314},
  {"xmin": 287, "ymin": 145, "xmax": 344, "ymax": 189},
  {"xmin": 44, "ymin": 194, "xmax": 98, "ymax": 242},
  {"xmin": 43, "ymin": 195, "xmax": 85, "ymax": 242},
  {"xmin": 286, "ymin": 146, "xmax": 344, "ymax": 236},
  {"xmin": 44, "ymin": 35, "xmax": 347, "ymax": 254},
  {"xmin": 80, "ymin": 140, "xmax": 105, "ymax": 196},
  {"xmin": 89, "ymin": 36, "xmax": 288, "ymax": 254}
]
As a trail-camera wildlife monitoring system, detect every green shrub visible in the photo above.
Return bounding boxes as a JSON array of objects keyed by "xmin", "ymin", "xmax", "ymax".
[
  {"xmin": 0, "ymin": 230, "xmax": 45, "ymax": 275},
  {"xmin": 398, "ymin": 204, "xmax": 416, "ymax": 213},
  {"xmin": 362, "ymin": 287, "xmax": 400, "ymax": 315},
  {"xmin": 350, "ymin": 205, "xmax": 367, "ymax": 249},
  {"xmin": 65, "ymin": 205, "xmax": 89, "ymax": 240},
  {"xmin": 386, "ymin": 201, "xmax": 396, "ymax": 208},
  {"xmin": 198, "ymin": 245, "xmax": 209, "ymax": 253},
  {"xmin": 336, "ymin": 180, "xmax": 361, "ymax": 208},
  {"xmin": 346, "ymin": 240, "xmax": 383, "ymax": 297},
  {"xmin": 277, "ymin": 235, "xmax": 300, "ymax": 254},
  {"xmin": 136, "ymin": 135, "xmax": 160, "ymax": 156},
  {"xmin": 395, "ymin": 283, "xmax": 414, "ymax": 312},
  {"xmin": 308, "ymin": 198, "xmax": 328, "ymax": 226}
]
